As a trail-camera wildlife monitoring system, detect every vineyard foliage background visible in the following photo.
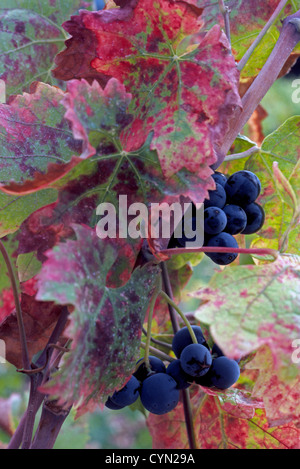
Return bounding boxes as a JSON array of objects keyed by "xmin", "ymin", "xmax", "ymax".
[{"xmin": 0, "ymin": 0, "xmax": 299, "ymax": 449}]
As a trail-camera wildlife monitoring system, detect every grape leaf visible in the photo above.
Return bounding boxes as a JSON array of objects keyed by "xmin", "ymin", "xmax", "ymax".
[
  {"xmin": 147, "ymin": 386, "xmax": 300, "ymax": 449},
  {"xmin": 36, "ymin": 224, "xmax": 161, "ymax": 416},
  {"xmin": 0, "ymin": 82, "xmax": 83, "ymax": 195},
  {"xmin": 246, "ymin": 116, "xmax": 300, "ymax": 253},
  {"xmin": 246, "ymin": 346, "xmax": 300, "ymax": 427},
  {"xmin": 53, "ymin": 0, "xmax": 241, "ymax": 177},
  {"xmin": 193, "ymin": 256, "xmax": 300, "ymax": 363},
  {"xmin": 196, "ymin": 0, "xmax": 300, "ymax": 81},
  {"xmin": 0, "ymin": 188, "xmax": 58, "ymax": 238},
  {"xmin": 0, "ymin": 1, "xmax": 94, "ymax": 97}
]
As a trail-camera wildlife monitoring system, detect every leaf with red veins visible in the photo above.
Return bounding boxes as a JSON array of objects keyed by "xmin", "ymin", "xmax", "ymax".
[
  {"xmin": 53, "ymin": 0, "xmax": 241, "ymax": 177},
  {"xmin": 36, "ymin": 224, "xmax": 160, "ymax": 416},
  {"xmin": 62, "ymin": 78, "xmax": 133, "ymax": 159},
  {"xmin": 15, "ymin": 130, "xmax": 214, "ymax": 269},
  {"xmin": 0, "ymin": 82, "xmax": 83, "ymax": 195},
  {"xmin": 246, "ymin": 345, "xmax": 300, "ymax": 427},
  {"xmin": 193, "ymin": 256, "xmax": 300, "ymax": 363},
  {"xmin": 147, "ymin": 387, "xmax": 300, "ymax": 449}
]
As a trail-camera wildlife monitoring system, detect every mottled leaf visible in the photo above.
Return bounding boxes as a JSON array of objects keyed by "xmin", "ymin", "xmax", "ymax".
[
  {"xmin": 0, "ymin": 82, "xmax": 83, "ymax": 195},
  {"xmin": 193, "ymin": 255, "xmax": 300, "ymax": 362},
  {"xmin": 36, "ymin": 224, "xmax": 160, "ymax": 416},
  {"xmin": 53, "ymin": 0, "xmax": 241, "ymax": 177},
  {"xmin": 197, "ymin": 0, "xmax": 300, "ymax": 81},
  {"xmin": 247, "ymin": 346, "xmax": 300, "ymax": 427},
  {"xmin": 246, "ymin": 116, "xmax": 300, "ymax": 253},
  {"xmin": 148, "ymin": 386, "xmax": 300, "ymax": 449},
  {"xmin": 0, "ymin": 1, "xmax": 94, "ymax": 97}
]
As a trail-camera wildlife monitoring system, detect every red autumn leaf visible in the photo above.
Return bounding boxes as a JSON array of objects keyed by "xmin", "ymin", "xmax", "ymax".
[
  {"xmin": 53, "ymin": 0, "xmax": 241, "ymax": 177},
  {"xmin": 147, "ymin": 386, "xmax": 300, "ymax": 449},
  {"xmin": 36, "ymin": 224, "xmax": 160, "ymax": 416},
  {"xmin": 0, "ymin": 82, "xmax": 83, "ymax": 195},
  {"xmin": 246, "ymin": 346, "xmax": 300, "ymax": 427},
  {"xmin": 0, "ymin": 277, "xmax": 66, "ymax": 369}
]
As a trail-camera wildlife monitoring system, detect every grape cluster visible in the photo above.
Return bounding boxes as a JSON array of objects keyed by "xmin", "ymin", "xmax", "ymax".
[
  {"xmin": 168, "ymin": 170, "xmax": 265, "ymax": 265},
  {"xmin": 105, "ymin": 326, "xmax": 240, "ymax": 415}
]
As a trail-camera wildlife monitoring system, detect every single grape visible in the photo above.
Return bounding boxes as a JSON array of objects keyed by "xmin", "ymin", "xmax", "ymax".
[
  {"xmin": 225, "ymin": 170, "xmax": 261, "ymax": 207},
  {"xmin": 206, "ymin": 232, "xmax": 239, "ymax": 265},
  {"xmin": 172, "ymin": 325, "xmax": 209, "ymax": 358},
  {"xmin": 204, "ymin": 206, "xmax": 227, "ymax": 235},
  {"xmin": 133, "ymin": 356, "xmax": 166, "ymax": 382},
  {"xmin": 109, "ymin": 375, "xmax": 140, "ymax": 407},
  {"xmin": 241, "ymin": 202, "xmax": 265, "ymax": 234},
  {"xmin": 223, "ymin": 204, "xmax": 247, "ymax": 235},
  {"xmin": 105, "ymin": 397, "xmax": 125, "ymax": 410},
  {"xmin": 180, "ymin": 343, "xmax": 212, "ymax": 377},
  {"xmin": 212, "ymin": 171, "xmax": 227, "ymax": 188},
  {"xmin": 140, "ymin": 373, "xmax": 180, "ymax": 415},
  {"xmin": 196, "ymin": 357, "xmax": 240, "ymax": 390},
  {"xmin": 166, "ymin": 359, "xmax": 193, "ymax": 390},
  {"xmin": 204, "ymin": 183, "xmax": 227, "ymax": 209}
]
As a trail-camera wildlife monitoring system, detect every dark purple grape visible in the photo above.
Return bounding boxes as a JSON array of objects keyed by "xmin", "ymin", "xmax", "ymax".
[
  {"xmin": 133, "ymin": 356, "xmax": 166, "ymax": 382},
  {"xmin": 109, "ymin": 375, "xmax": 140, "ymax": 407},
  {"xmin": 180, "ymin": 343, "xmax": 212, "ymax": 377},
  {"xmin": 195, "ymin": 357, "xmax": 240, "ymax": 390},
  {"xmin": 204, "ymin": 206, "xmax": 227, "ymax": 235},
  {"xmin": 172, "ymin": 326, "xmax": 209, "ymax": 358},
  {"xmin": 212, "ymin": 171, "xmax": 227, "ymax": 188},
  {"xmin": 223, "ymin": 204, "xmax": 247, "ymax": 235},
  {"xmin": 140, "ymin": 373, "xmax": 180, "ymax": 415},
  {"xmin": 105, "ymin": 397, "xmax": 125, "ymax": 410},
  {"xmin": 206, "ymin": 232, "xmax": 239, "ymax": 265},
  {"xmin": 241, "ymin": 203, "xmax": 265, "ymax": 234},
  {"xmin": 204, "ymin": 183, "xmax": 227, "ymax": 209},
  {"xmin": 166, "ymin": 359, "xmax": 193, "ymax": 390},
  {"xmin": 225, "ymin": 170, "xmax": 261, "ymax": 207}
]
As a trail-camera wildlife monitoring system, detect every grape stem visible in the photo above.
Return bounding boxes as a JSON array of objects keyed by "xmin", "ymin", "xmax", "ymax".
[
  {"xmin": 144, "ymin": 275, "xmax": 162, "ymax": 371},
  {"xmin": 218, "ymin": 0, "xmax": 231, "ymax": 47},
  {"xmin": 160, "ymin": 246, "xmax": 279, "ymax": 260},
  {"xmin": 140, "ymin": 342, "xmax": 175, "ymax": 363},
  {"xmin": 237, "ymin": 0, "xmax": 289, "ymax": 71},
  {"xmin": 0, "ymin": 239, "xmax": 30, "ymax": 371},
  {"xmin": 159, "ymin": 290, "xmax": 198, "ymax": 345}
]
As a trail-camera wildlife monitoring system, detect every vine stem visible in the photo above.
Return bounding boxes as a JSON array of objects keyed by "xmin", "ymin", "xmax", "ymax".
[
  {"xmin": 160, "ymin": 262, "xmax": 197, "ymax": 450},
  {"xmin": 237, "ymin": 0, "xmax": 290, "ymax": 71},
  {"xmin": 159, "ymin": 290, "xmax": 198, "ymax": 345},
  {"xmin": 0, "ymin": 240, "xmax": 30, "ymax": 371},
  {"xmin": 160, "ymin": 246, "xmax": 279, "ymax": 260},
  {"xmin": 218, "ymin": 0, "xmax": 231, "ymax": 47},
  {"xmin": 144, "ymin": 275, "xmax": 162, "ymax": 369}
]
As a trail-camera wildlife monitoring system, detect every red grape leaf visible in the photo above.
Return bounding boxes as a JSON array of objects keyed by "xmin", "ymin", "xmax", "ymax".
[
  {"xmin": 147, "ymin": 386, "xmax": 300, "ymax": 449},
  {"xmin": 0, "ymin": 82, "xmax": 83, "ymax": 195},
  {"xmin": 36, "ymin": 224, "xmax": 160, "ymax": 416},
  {"xmin": 0, "ymin": 277, "xmax": 64, "ymax": 368},
  {"xmin": 53, "ymin": 0, "xmax": 241, "ymax": 177},
  {"xmin": 247, "ymin": 346, "xmax": 300, "ymax": 427}
]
